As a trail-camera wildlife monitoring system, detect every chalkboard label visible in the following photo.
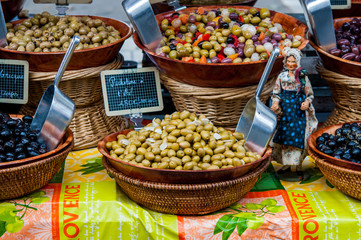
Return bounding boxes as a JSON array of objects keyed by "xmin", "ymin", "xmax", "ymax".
[
  {"xmin": 331, "ymin": 0, "xmax": 350, "ymax": 9},
  {"xmin": 0, "ymin": 59, "xmax": 29, "ymax": 104},
  {"xmin": 101, "ymin": 67, "xmax": 163, "ymax": 116}
]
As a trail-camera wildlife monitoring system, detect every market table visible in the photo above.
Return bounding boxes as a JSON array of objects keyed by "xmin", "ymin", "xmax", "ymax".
[{"xmin": 1, "ymin": 147, "xmax": 360, "ymax": 240}]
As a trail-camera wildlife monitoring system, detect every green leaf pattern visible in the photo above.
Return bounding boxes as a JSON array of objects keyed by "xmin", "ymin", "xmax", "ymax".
[
  {"xmin": 213, "ymin": 198, "xmax": 286, "ymax": 240},
  {"xmin": 0, "ymin": 190, "xmax": 50, "ymax": 237}
]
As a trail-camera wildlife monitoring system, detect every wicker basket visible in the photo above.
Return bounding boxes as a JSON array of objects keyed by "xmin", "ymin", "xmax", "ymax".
[
  {"xmin": 25, "ymin": 54, "xmax": 123, "ymax": 107},
  {"xmin": 317, "ymin": 63, "xmax": 361, "ymax": 127},
  {"xmin": 103, "ymin": 155, "xmax": 270, "ymax": 215},
  {"xmin": 21, "ymin": 99, "xmax": 129, "ymax": 150},
  {"xmin": 160, "ymin": 73, "xmax": 275, "ymax": 129},
  {"xmin": 309, "ymin": 150, "xmax": 361, "ymax": 200},
  {"xmin": 0, "ymin": 132, "xmax": 74, "ymax": 200}
]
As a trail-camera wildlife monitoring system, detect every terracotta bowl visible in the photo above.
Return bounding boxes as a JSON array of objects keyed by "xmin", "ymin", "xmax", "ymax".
[
  {"xmin": 309, "ymin": 17, "xmax": 361, "ymax": 78},
  {"xmin": 98, "ymin": 129, "xmax": 272, "ymax": 184},
  {"xmin": 0, "ymin": 115, "xmax": 74, "ymax": 169},
  {"xmin": 308, "ymin": 121, "xmax": 361, "ymax": 171},
  {"xmin": 0, "ymin": 16, "xmax": 132, "ymax": 72},
  {"xmin": 134, "ymin": 6, "xmax": 308, "ymax": 88}
]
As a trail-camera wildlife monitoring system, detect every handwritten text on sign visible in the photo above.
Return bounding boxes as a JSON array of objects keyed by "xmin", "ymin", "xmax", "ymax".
[
  {"xmin": 0, "ymin": 59, "xmax": 29, "ymax": 104},
  {"xmin": 101, "ymin": 67, "xmax": 163, "ymax": 116}
]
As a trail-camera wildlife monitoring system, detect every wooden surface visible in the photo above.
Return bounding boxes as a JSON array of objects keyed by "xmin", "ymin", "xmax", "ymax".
[
  {"xmin": 134, "ymin": 6, "xmax": 308, "ymax": 88},
  {"xmin": 97, "ymin": 129, "xmax": 272, "ymax": 184},
  {"xmin": 0, "ymin": 16, "xmax": 132, "ymax": 72},
  {"xmin": 308, "ymin": 121, "xmax": 361, "ymax": 171}
]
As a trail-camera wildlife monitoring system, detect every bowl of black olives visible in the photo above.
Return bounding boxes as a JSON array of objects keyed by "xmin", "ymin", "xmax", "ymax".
[
  {"xmin": 308, "ymin": 122, "xmax": 361, "ymax": 171},
  {"xmin": 309, "ymin": 17, "xmax": 361, "ymax": 78},
  {"xmin": 0, "ymin": 113, "xmax": 74, "ymax": 169}
]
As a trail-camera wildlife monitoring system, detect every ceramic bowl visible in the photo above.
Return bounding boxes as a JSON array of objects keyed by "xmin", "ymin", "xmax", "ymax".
[
  {"xmin": 98, "ymin": 129, "xmax": 272, "ymax": 184},
  {"xmin": 0, "ymin": 16, "xmax": 132, "ymax": 72},
  {"xmin": 133, "ymin": 6, "xmax": 308, "ymax": 88}
]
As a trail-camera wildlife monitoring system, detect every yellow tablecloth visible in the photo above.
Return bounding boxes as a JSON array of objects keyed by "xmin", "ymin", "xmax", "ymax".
[{"xmin": 1, "ymin": 148, "xmax": 361, "ymax": 240}]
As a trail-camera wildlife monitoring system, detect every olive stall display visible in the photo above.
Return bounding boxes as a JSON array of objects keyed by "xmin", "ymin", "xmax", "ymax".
[
  {"xmin": 105, "ymin": 111, "xmax": 261, "ymax": 171},
  {"xmin": 156, "ymin": 7, "xmax": 304, "ymax": 63},
  {"xmin": 4, "ymin": 11, "xmax": 122, "ymax": 52},
  {"xmin": 316, "ymin": 122, "xmax": 361, "ymax": 162},
  {"xmin": 329, "ymin": 18, "xmax": 361, "ymax": 62},
  {"xmin": 0, "ymin": 112, "xmax": 47, "ymax": 162}
]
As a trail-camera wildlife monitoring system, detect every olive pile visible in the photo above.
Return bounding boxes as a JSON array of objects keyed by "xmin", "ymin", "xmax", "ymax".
[
  {"xmin": 316, "ymin": 123, "xmax": 361, "ymax": 162},
  {"xmin": 156, "ymin": 7, "xmax": 303, "ymax": 63},
  {"xmin": 4, "ymin": 11, "xmax": 121, "ymax": 52},
  {"xmin": 106, "ymin": 111, "xmax": 261, "ymax": 170},
  {"xmin": 0, "ymin": 113, "xmax": 47, "ymax": 162},
  {"xmin": 329, "ymin": 18, "xmax": 361, "ymax": 62}
]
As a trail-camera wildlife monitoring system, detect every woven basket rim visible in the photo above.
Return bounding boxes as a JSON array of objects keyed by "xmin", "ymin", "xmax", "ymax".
[
  {"xmin": 0, "ymin": 138, "xmax": 74, "ymax": 173},
  {"xmin": 103, "ymin": 155, "xmax": 270, "ymax": 190}
]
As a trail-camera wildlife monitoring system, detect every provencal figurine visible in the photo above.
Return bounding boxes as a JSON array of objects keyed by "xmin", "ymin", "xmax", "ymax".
[{"xmin": 270, "ymin": 48, "xmax": 318, "ymax": 181}]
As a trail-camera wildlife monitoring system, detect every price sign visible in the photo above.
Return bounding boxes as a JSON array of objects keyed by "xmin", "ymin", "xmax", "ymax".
[
  {"xmin": 0, "ymin": 59, "xmax": 29, "ymax": 104},
  {"xmin": 101, "ymin": 67, "xmax": 163, "ymax": 116},
  {"xmin": 331, "ymin": 0, "xmax": 351, "ymax": 9}
]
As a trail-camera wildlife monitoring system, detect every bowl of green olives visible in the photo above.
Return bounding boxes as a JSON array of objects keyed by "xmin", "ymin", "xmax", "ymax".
[
  {"xmin": 308, "ymin": 121, "xmax": 361, "ymax": 171},
  {"xmin": 0, "ymin": 13, "xmax": 132, "ymax": 72},
  {"xmin": 133, "ymin": 6, "xmax": 308, "ymax": 87},
  {"xmin": 98, "ymin": 111, "xmax": 272, "ymax": 184}
]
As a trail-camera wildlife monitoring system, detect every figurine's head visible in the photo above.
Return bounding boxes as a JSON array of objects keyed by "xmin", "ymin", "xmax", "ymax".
[{"xmin": 283, "ymin": 48, "xmax": 302, "ymax": 71}]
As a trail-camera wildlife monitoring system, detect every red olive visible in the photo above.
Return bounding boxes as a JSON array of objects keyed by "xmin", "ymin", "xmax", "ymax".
[{"xmin": 341, "ymin": 52, "xmax": 356, "ymax": 60}]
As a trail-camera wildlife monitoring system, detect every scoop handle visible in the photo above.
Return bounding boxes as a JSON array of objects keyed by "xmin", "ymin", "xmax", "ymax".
[
  {"xmin": 255, "ymin": 47, "xmax": 280, "ymax": 99},
  {"xmin": 53, "ymin": 35, "xmax": 81, "ymax": 87},
  {"xmin": 0, "ymin": 4, "xmax": 7, "ymax": 47}
]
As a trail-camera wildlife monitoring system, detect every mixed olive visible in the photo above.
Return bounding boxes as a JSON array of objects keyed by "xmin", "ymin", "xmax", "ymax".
[
  {"xmin": 156, "ymin": 7, "xmax": 303, "ymax": 63},
  {"xmin": 316, "ymin": 122, "xmax": 361, "ymax": 162},
  {"xmin": 329, "ymin": 18, "xmax": 361, "ymax": 62},
  {"xmin": 0, "ymin": 112, "xmax": 47, "ymax": 162},
  {"xmin": 4, "ymin": 11, "xmax": 121, "ymax": 52},
  {"xmin": 106, "ymin": 111, "xmax": 261, "ymax": 170}
]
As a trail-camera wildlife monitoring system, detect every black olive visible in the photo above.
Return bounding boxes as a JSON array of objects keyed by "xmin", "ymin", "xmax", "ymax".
[
  {"xmin": 29, "ymin": 141, "xmax": 39, "ymax": 149},
  {"xmin": 316, "ymin": 143, "xmax": 325, "ymax": 150},
  {"xmin": 5, "ymin": 152, "xmax": 14, "ymax": 158},
  {"xmin": 335, "ymin": 128, "xmax": 342, "ymax": 136},
  {"xmin": 169, "ymin": 44, "xmax": 176, "ymax": 51},
  {"xmin": 0, "ymin": 145, "xmax": 3, "ymax": 153},
  {"xmin": 351, "ymin": 147, "xmax": 361, "ymax": 158},
  {"xmin": 0, "ymin": 154, "xmax": 5, "ymax": 162},
  {"xmin": 329, "ymin": 135, "xmax": 336, "ymax": 140},
  {"xmin": 26, "ymin": 146, "xmax": 35, "ymax": 153},
  {"xmin": 38, "ymin": 148, "xmax": 47, "ymax": 154},
  {"xmin": 19, "ymin": 131, "xmax": 27, "ymax": 138},
  {"xmin": 15, "ymin": 153, "xmax": 26, "ymax": 160},
  {"xmin": 171, "ymin": 12, "xmax": 180, "ymax": 17},
  {"xmin": 22, "ymin": 115, "xmax": 33, "ymax": 123},
  {"xmin": 347, "ymin": 141, "xmax": 359, "ymax": 148},
  {"xmin": 39, "ymin": 143, "xmax": 47, "ymax": 149},
  {"xmin": 220, "ymin": 22, "xmax": 229, "ymax": 29},
  {"xmin": 255, "ymin": 11, "xmax": 261, "ymax": 17},
  {"xmin": 321, "ymin": 132, "xmax": 330, "ymax": 140},
  {"xmin": 342, "ymin": 128, "xmax": 352, "ymax": 136},
  {"xmin": 226, "ymin": 36, "xmax": 235, "ymax": 44},
  {"xmin": 333, "ymin": 155, "xmax": 341, "ymax": 159},
  {"xmin": 28, "ymin": 151, "xmax": 40, "ymax": 157},
  {"xmin": 216, "ymin": 10, "xmax": 222, "ymax": 16},
  {"xmin": 6, "ymin": 119, "xmax": 17, "ymax": 128},
  {"xmin": 342, "ymin": 153, "xmax": 352, "ymax": 160},
  {"xmin": 323, "ymin": 148, "xmax": 334, "ymax": 155},
  {"xmin": 0, "ymin": 129, "xmax": 11, "ymax": 139},
  {"xmin": 197, "ymin": 40, "xmax": 205, "ymax": 49},
  {"xmin": 28, "ymin": 132, "xmax": 37, "ymax": 141},
  {"xmin": 342, "ymin": 22, "xmax": 351, "ymax": 31},
  {"xmin": 343, "ymin": 123, "xmax": 351, "ymax": 128},
  {"xmin": 316, "ymin": 136, "xmax": 325, "ymax": 145},
  {"xmin": 336, "ymin": 136, "xmax": 346, "ymax": 146},
  {"xmin": 334, "ymin": 148, "xmax": 344, "ymax": 156},
  {"xmin": 4, "ymin": 141, "xmax": 15, "ymax": 151},
  {"xmin": 20, "ymin": 138, "xmax": 30, "ymax": 146},
  {"xmin": 327, "ymin": 140, "xmax": 337, "ymax": 149},
  {"xmin": 14, "ymin": 147, "xmax": 23, "ymax": 154}
]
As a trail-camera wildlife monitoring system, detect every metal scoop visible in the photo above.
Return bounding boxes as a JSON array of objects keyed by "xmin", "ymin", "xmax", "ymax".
[
  {"xmin": 235, "ymin": 47, "xmax": 280, "ymax": 156},
  {"xmin": 122, "ymin": 0, "xmax": 163, "ymax": 52},
  {"xmin": 30, "ymin": 36, "xmax": 80, "ymax": 151},
  {"xmin": 299, "ymin": 0, "xmax": 336, "ymax": 51}
]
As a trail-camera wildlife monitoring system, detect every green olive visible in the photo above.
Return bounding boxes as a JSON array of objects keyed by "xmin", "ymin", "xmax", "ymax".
[
  {"xmin": 202, "ymin": 41, "xmax": 212, "ymax": 50},
  {"xmin": 244, "ymin": 44, "xmax": 255, "ymax": 58},
  {"xmin": 243, "ymin": 30, "xmax": 252, "ymax": 39},
  {"xmin": 260, "ymin": 8, "xmax": 271, "ymax": 19},
  {"xmin": 249, "ymin": 8, "xmax": 258, "ymax": 15},
  {"xmin": 251, "ymin": 17, "xmax": 261, "ymax": 24},
  {"xmin": 92, "ymin": 34, "xmax": 103, "ymax": 43}
]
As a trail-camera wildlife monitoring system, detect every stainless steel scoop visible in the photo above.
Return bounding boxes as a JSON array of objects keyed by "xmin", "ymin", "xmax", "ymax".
[
  {"xmin": 122, "ymin": 0, "xmax": 163, "ymax": 52},
  {"xmin": 299, "ymin": 0, "xmax": 336, "ymax": 51},
  {"xmin": 30, "ymin": 36, "xmax": 80, "ymax": 151},
  {"xmin": 235, "ymin": 47, "xmax": 280, "ymax": 156}
]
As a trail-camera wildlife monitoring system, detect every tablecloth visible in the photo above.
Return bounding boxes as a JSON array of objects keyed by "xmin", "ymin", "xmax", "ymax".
[{"xmin": 1, "ymin": 148, "xmax": 360, "ymax": 240}]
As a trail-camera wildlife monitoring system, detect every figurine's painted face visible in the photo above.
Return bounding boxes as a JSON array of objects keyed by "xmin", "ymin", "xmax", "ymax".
[{"xmin": 286, "ymin": 56, "xmax": 297, "ymax": 71}]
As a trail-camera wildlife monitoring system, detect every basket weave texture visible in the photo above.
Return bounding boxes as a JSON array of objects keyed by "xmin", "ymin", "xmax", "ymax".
[
  {"xmin": 317, "ymin": 63, "xmax": 361, "ymax": 127},
  {"xmin": 0, "ymin": 135, "xmax": 74, "ymax": 200},
  {"xmin": 21, "ymin": 100, "xmax": 129, "ymax": 150},
  {"xmin": 160, "ymin": 73, "xmax": 275, "ymax": 129},
  {"xmin": 309, "ymin": 150, "xmax": 361, "ymax": 200},
  {"xmin": 20, "ymin": 54, "xmax": 129, "ymax": 150},
  {"xmin": 103, "ymin": 156, "xmax": 270, "ymax": 215}
]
